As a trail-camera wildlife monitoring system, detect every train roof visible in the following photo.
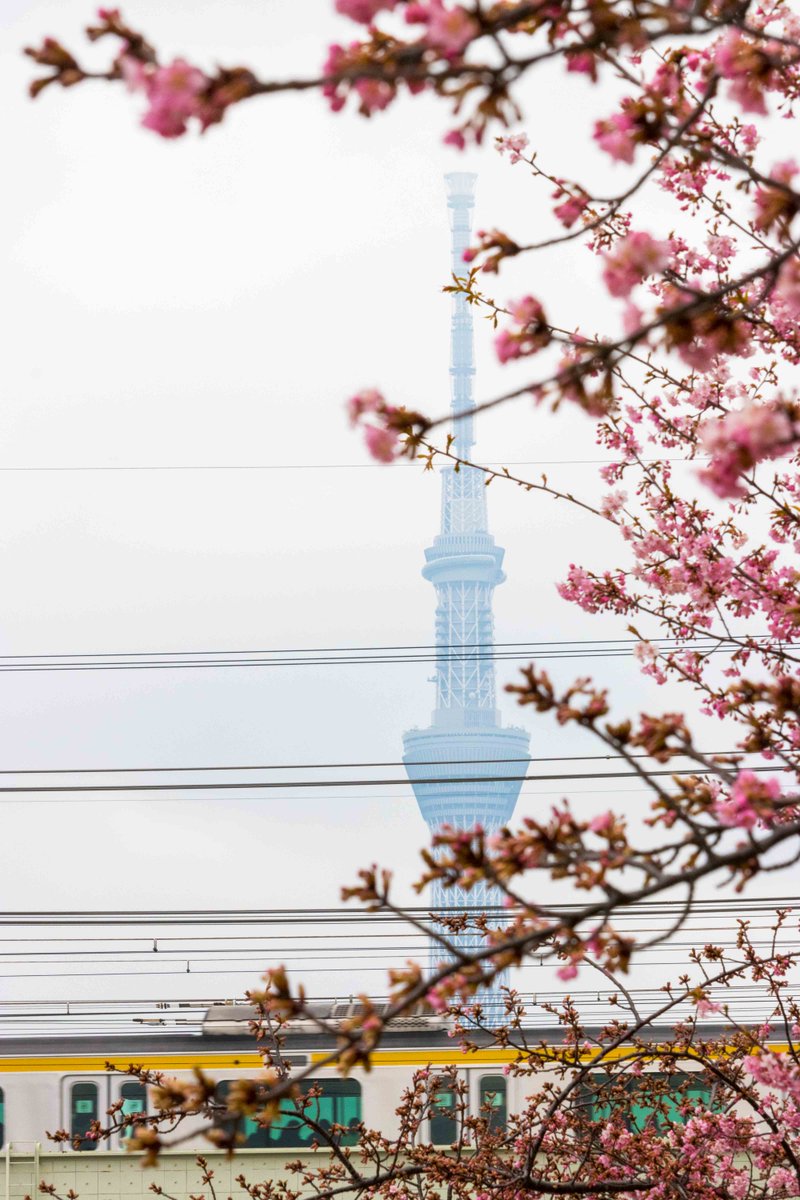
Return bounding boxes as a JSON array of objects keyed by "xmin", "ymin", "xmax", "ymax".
[{"xmin": 0, "ymin": 1000, "xmax": 727, "ymax": 1061}]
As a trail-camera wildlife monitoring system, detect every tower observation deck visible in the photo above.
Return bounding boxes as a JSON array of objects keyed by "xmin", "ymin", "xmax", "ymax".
[{"xmin": 403, "ymin": 173, "xmax": 530, "ymax": 1005}]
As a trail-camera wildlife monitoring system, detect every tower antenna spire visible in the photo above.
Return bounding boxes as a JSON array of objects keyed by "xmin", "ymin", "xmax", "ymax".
[
  {"xmin": 445, "ymin": 171, "xmax": 477, "ymax": 460},
  {"xmin": 403, "ymin": 175, "xmax": 530, "ymax": 1013}
]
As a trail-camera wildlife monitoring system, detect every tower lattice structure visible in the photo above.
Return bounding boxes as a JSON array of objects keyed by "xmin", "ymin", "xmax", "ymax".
[{"xmin": 403, "ymin": 172, "xmax": 530, "ymax": 1009}]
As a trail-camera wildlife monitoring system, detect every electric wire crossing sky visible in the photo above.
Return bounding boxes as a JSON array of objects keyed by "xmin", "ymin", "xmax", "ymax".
[{"xmin": 403, "ymin": 173, "xmax": 531, "ymax": 1006}]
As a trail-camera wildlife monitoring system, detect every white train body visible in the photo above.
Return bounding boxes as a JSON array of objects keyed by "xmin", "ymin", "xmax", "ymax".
[{"xmin": 0, "ymin": 1003, "xmax": 730, "ymax": 1200}]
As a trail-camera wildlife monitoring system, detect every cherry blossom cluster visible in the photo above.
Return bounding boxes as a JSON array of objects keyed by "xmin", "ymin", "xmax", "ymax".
[
  {"xmin": 347, "ymin": 387, "xmax": 427, "ymax": 461},
  {"xmin": 26, "ymin": 9, "xmax": 256, "ymax": 136},
  {"xmin": 698, "ymin": 401, "xmax": 798, "ymax": 499}
]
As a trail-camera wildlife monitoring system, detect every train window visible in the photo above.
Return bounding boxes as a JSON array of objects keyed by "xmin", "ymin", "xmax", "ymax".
[
  {"xmin": 479, "ymin": 1075, "xmax": 507, "ymax": 1133},
  {"xmin": 120, "ymin": 1082, "xmax": 147, "ymax": 1138},
  {"xmin": 216, "ymin": 1078, "xmax": 361, "ymax": 1149},
  {"xmin": 71, "ymin": 1082, "xmax": 99, "ymax": 1151},
  {"xmin": 216, "ymin": 1080, "xmax": 270, "ymax": 1148},
  {"xmin": 0, "ymin": 1084, "xmax": 4, "ymax": 1149},
  {"xmin": 584, "ymin": 1073, "xmax": 712, "ymax": 1132},
  {"xmin": 429, "ymin": 1080, "xmax": 458, "ymax": 1146}
]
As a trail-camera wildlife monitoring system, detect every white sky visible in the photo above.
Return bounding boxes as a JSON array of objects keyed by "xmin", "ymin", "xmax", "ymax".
[{"xmin": 0, "ymin": 1, "xmax": 788, "ymax": 1011}]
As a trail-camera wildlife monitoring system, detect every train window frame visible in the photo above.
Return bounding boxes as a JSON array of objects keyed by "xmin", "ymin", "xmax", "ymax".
[
  {"xmin": 216, "ymin": 1077, "xmax": 362, "ymax": 1149},
  {"xmin": 478, "ymin": 1074, "xmax": 507, "ymax": 1134},
  {"xmin": 60, "ymin": 1076, "xmax": 110, "ymax": 1153},
  {"xmin": 70, "ymin": 1080, "xmax": 100, "ymax": 1151},
  {"xmin": 429, "ymin": 1076, "xmax": 460, "ymax": 1146},
  {"xmin": 0, "ymin": 1083, "xmax": 4, "ymax": 1150}
]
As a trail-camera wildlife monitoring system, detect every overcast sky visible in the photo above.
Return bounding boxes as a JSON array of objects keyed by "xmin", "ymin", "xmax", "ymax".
[{"xmin": 0, "ymin": 1, "xmax": 785, "ymax": 1013}]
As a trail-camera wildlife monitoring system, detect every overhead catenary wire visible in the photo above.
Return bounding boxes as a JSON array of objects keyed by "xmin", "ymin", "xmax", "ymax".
[
  {"xmin": 0, "ymin": 787, "xmax": 674, "ymax": 806},
  {"xmin": 0, "ymin": 896, "xmax": 793, "ymax": 925},
  {"xmin": 0, "ymin": 635, "xmax": 763, "ymax": 659},
  {"xmin": 0, "ymin": 898, "xmax": 792, "ymax": 1033},
  {"xmin": 0, "ymin": 633, "xmax": 772, "ymax": 674},
  {"xmin": 0, "ymin": 748, "xmax": 763, "ymax": 776},
  {"xmin": 2, "ymin": 934, "xmax": 796, "ymax": 962},
  {"xmin": 0, "ymin": 921, "xmax": 789, "ymax": 945},
  {"xmin": 0, "ymin": 458, "xmax": 706, "ymax": 473},
  {"xmin": 0, "ymin": 764, "xmax": 785, "ymax": 796}
]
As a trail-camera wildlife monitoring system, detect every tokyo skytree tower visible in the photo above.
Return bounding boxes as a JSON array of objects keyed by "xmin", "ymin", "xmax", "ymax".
[{"xmin": 403, "ymin": 173, "xmax": 530, "ymax": 1009}]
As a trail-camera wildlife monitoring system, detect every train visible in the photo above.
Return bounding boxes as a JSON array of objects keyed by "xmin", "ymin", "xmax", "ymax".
[
  {"xmin": 0, "ymin": 1001, "xmax": 724, "ymax": 1200},
  {"xmin": 0, "ymin": 1002, "xmax": 519, "ymax": 1155}
]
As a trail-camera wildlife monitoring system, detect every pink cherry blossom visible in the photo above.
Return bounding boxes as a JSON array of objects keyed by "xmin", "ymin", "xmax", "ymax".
[
  {"xmin": 553, "ymin": 193, "xmax": 588, "ymax": 228},
  {"xmin": 496, "ymin": 133, "xmax": 529, "ymax": 164},
  {"xmin": 507, "ymin": 295, "xmax": 543, "ymax": 325},
  {"xmin": 698, "ymin": 402, "xmax": 795, "ymax": 498},
  {"xmin": 753, "ymin": 160, "xmax": 799, "ymax": 231},
  {"xmin": 354, "ymin": 77, "xmax": 395, "ymax": 113},
  {"xmin": 773, "ymin": 257, "xmax": 800, "ymax": 319},
  {"xmin": 714, "ymin": 30, "xmax": 771, "ymax": 115},
  {"xmin": 364, "ymin": 424, "xmax": 400, "ymax": 462},
  {"xmin": 444, "ymin": 129, "xmax": 466, "ymax": 150},
  {"xmin": 322, "ymin": 42, "xmax": 352, "ymax": 112},
  {"xmin": 425, "ymin": 987, "xmax": 449, "ymax": 1013},
  {"xmin": 696, "ymin": 998, "xmax": 722, "ymax": 1018},
  {"xmin": 566, "ymin": 51, "xmax": 596, "ymax": 77},
  {"xmin": 407, "ymin": 3, "xmax": 478, "ymax": 57},
  {"xmin": 713, "ymin": 770, "xmax": 783, "ymax": 829},
  {"xmin": 556, "ymin": 963, "xmax": 579, "ymax": 981},
  {"xmin": 427, "ymin": 4, "xmax": 478, "ymax": 56},
  {"xmin": 602, "ymin": 231, "xmax": 670, "ymax": 298},
  {"xmin": 593, "ymin": 111, "xmax": 637, "ymax": 163},
  {"xmin": 495, "ymin": 296, "xmax": 550, "ymax": 363},
  {"xmin": 347, "ymin": 388, "xmax": 384, "ymax": 425},
  {"xmin": 335, "ymin": 0, "xmax": 397, "ymax": 22},
  {"xmin": 140, "ymin": 58, "xmax": 208, "ymax": 139},
  {"xmin": 118, "ymin": 53, "xmax": 148, "ymax": 93},
  {"xmin": 600, "ymin": 489, "xmax": 627, "ymax": 518},
  {"xmin": 743, "ymin": 1050, "xmax": 800, "ymax": 1103},
  {"xmin": 588, "ymin": 810, "xmax": 614, "ymax": 834},
  {"xmin": 633, "ymin": 641, "xmax": 658, "ymax": 666}
]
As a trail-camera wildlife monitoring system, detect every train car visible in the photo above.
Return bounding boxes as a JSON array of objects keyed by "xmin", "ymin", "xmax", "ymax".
[
  {"xmin": 0, "ymin": 1003, "xmax": 520, "ymax": 1153},
  {"xmin": 0, "ymin": 1002, "xmax": 722, "ymax": 1200},
  {"xmin": 0, "ymin": 1002, "xmax": 523, "ymax": 1200}
]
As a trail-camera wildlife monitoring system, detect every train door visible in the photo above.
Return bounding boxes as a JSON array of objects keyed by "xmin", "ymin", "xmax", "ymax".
[{"xmin": 61, "ymin": 1076, "xmax": 110, "ymax": 1151}]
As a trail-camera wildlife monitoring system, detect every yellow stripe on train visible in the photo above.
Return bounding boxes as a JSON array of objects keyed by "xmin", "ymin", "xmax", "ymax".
[
  {"xmin": 0, "ymin": 1044, "xmax": 788, "ymax": 1073},
  {"xmin": 0, "ymin": 1054, "xmax": 267, "ymax": 1073}
]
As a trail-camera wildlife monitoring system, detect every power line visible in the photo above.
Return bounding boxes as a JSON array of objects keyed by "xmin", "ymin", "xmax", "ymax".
[
  {"xmin": 0, "ymin": 764, "xmax": 784, "ymax": 796},
  {"xmin": 0, "ymin": 787, "xmax": 662, "ymax": 806},
  {"xmin": 0, "ymin": 920, "xmax": 785, "ymax": 945},
  {"xmin": 3, "ymin": 933, "xmax": 795, "ymax": 960},
  {"xmin": 0, "ymin": 635, "xmax": 746, "ymax": 659},
  {"xmin": 0, "ymin": 634, "xmax": 769, "ymax": 674},
  {"xmin": 0, "ymin": 897, "xmax": 791, "ymax": 925},
  {"xmin": 0, "ymin": 458, "xmax": 701, "ymax": 473},
  {"xmin": 0, "ymin": 749, "xmax": 756, "ymax": 776}
]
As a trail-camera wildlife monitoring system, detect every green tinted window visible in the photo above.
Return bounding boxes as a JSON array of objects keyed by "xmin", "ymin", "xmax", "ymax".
[
  {"xmin": 217, "ymin": 1078, "xmax": 362, "ymax": 1149},
  {"xmin": 268, "ymin": 1079, "xmax": 362, "ymax": 1148},
  {"xmin": 479, "ymin": 1075, "xmax": 507, "ymax": 1133},
  {"xmin": 120, "ymin": 1082, "xmax": 147, "ymax": 1138},
  {"xmin": 430, "ymin": 1081, "xmax": 458, "ymax": 1146},
  {"xmin": 0, "ymin": 1085, "xmax": 4, "ymax": 1149},
  {"xmin": 71, "ymin": 1082, "xmax": 99, "ymax": 1151},
  {"xmin": 586, "ymin": 1073, "xmax": 712, "ymax": 1132}
]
